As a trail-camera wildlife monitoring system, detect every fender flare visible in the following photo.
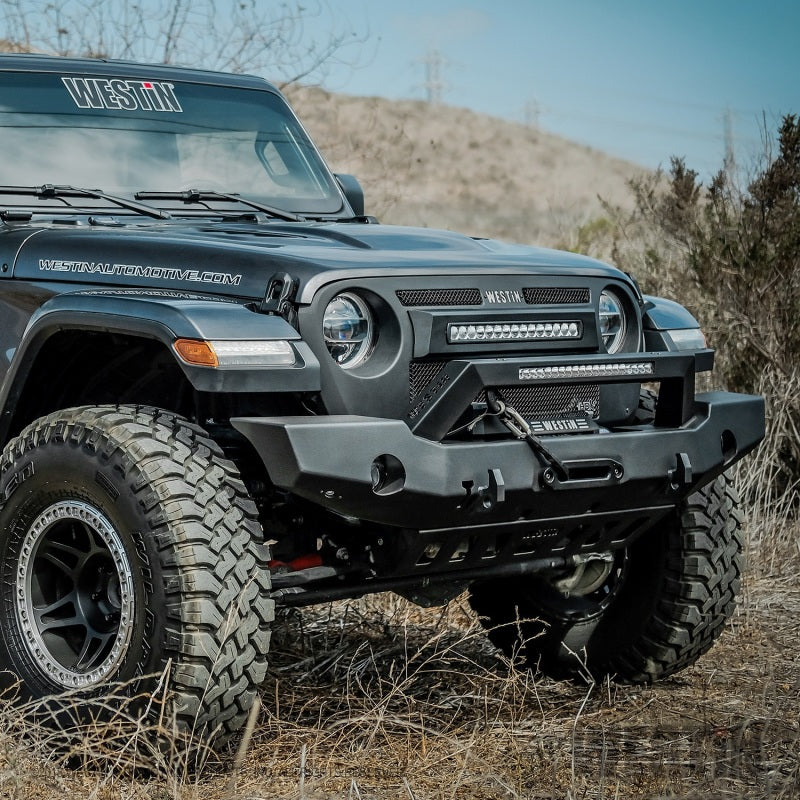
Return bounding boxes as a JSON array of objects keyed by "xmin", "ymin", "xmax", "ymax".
[{"xmin": 0, "ymin": 292, "xmax": 320, "ymax": 440}]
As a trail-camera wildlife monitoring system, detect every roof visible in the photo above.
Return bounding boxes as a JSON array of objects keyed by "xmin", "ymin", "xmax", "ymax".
[{"xmin": 0, "ymin": 52, "xmax": 280, "ymax": 93}]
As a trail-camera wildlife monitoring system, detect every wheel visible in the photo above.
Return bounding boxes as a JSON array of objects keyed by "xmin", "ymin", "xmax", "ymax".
[
  {"xmin": 633, "ymin": 387, "xmax": 657, "ymax": 424},
  {"xmin": 469, "ymin": 473, "xmax": 743, "ymax": 683},
  {"xmin": 0, "ymin": 406, "xmax": 273, "ymax": 743}
]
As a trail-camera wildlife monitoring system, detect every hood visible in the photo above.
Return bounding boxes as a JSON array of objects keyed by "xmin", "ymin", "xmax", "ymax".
[{"xmin": 6, "ymin": 219, "xmax": 627, "ymax": 302}]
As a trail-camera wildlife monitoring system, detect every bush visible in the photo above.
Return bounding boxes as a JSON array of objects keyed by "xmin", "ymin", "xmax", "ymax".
[{"xmin": 618, "ymin": 115, "xmax": 800, "ymax": 501}]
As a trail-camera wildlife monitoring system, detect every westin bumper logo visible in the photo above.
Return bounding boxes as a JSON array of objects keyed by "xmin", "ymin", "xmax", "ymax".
[{"xmin": 62, "ymin": 77, "xmax": 183, "ymax": 113}]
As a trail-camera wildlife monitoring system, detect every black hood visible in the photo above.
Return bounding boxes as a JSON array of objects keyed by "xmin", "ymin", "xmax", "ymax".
[{"xmin": 9, "ymin": 219, "xmax": 628, "ymax": 302}]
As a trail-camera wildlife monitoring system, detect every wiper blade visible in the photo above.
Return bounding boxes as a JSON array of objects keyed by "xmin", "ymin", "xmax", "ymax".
[
  {"xmin": 134, "ymin": 189, "xmax": 302, "ymax": 222},
  {"xmin": 0, "ymin": 184, "xmax": 171, "ymax": 220}
]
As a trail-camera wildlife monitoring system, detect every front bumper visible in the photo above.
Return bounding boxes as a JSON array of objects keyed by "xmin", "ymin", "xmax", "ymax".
[{"xmin": 232, "ymin": 390, "xmax": 764, "ymax": 534}]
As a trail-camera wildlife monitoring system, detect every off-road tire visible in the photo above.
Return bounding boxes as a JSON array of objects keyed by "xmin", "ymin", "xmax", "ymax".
[
  {"xmin": 0, "ymin": 405, "xmax": 273, "ymax": 743},
  {"xmin": 634, "ymin": 387, "xmax": 658, "ymax": 424},
  {"xmin": 469, "ymin": 473, "xmax": 743, "ymax": 683}
]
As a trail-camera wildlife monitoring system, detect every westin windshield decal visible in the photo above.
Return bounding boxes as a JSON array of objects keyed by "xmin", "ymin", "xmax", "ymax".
[
  {"xmin": 61, "ymin": 77, "xmax": 183, "ymax": 113},
  {"xmin": 39, "ymin": 259, "xmax": 241, "ymax": 286}
]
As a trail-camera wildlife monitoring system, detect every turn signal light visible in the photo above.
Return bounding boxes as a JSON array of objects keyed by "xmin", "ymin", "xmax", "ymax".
[{"xmin": 174, "ymin": 339, "xmax": 218, "ymax": 366}]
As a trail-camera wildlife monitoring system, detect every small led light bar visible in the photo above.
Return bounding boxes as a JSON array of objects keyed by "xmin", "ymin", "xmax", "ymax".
[
  {"xmin": 519, "ymin": 362, "xmax": 654, "ymax": 380},
  {"xmin": 448, "ymin": 321, "xmax": 581, "ymax": 343}
]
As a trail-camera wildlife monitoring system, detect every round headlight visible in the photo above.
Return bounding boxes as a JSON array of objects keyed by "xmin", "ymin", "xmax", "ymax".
[
  {"xmin": 599, "ymin": 290, "xmax": 627, "ymax": 353},
  {"xmin": 323, "ymin": 292, "xmax": 374, "ymax": 368}
]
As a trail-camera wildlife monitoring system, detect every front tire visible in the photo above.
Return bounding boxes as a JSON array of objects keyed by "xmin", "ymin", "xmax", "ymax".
[
  {"xmin": 469, "ymin": 473, "xmax": 743, "ymax": 683},
  {"xmin": 0, "ymin": 406, "xmax": 273, "ymax": 743}
]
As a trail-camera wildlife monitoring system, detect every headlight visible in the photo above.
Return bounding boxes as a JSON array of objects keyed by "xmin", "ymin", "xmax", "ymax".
[
  {"xmin": 323, "ymin": 292, "xmax": 374, "ymax": 368},
  {"xmin": 599, "ymin": 290, "xmax": 627, "ymax": 353}
]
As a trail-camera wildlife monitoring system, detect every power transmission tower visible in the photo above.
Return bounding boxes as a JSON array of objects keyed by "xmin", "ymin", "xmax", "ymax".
[
  {"xmin": 723, "ymin": 107, "xmax": 736, "ymax": 182},
  {"xmin": 524, "ymin": 99, "xmax": 540, "ymax": 128},
  {"xmin": 420, "ymin": 49, "xmax": 446, "ymax": 105}
]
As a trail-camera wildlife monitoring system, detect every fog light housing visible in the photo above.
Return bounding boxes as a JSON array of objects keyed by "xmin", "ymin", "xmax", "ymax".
[{"xmin": 370, "ymin": 454, "xmax": 406, "ymax": 496}]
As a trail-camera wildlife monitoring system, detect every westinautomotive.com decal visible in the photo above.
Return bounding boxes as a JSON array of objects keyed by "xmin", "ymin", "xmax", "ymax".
[
  {"xmin": 62, "ymin": 77, "xmax": 183, "ymax": 113},
  {"xmin": 39, "ymin": 259, "xmax": 241, "ymax": 286}
]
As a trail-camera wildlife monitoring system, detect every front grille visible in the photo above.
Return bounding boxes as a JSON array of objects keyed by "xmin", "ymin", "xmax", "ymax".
[
  {"xmin": 409, "ymin": 360, "xmax": 448, "ymax": 402},
  {"xmin": 396, "ymin": 288, "xmax": 482, "ymax": 307},
  {"xmin": 476, "ymin": 384, "xmax": 600, "ymax": 419},
  {"xmin": 523, "ymin": 287, "xmax": 590, "ymax": 305}
]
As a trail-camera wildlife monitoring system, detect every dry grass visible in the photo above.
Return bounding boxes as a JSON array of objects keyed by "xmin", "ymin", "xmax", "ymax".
[{"xmin": 0, "ymin": 518, "xmax": 797, "ymax": 800}]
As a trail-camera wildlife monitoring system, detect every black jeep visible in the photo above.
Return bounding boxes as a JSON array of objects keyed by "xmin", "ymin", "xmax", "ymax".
[{"xmin": 0, "ymin": 54, "xmax": 764, "ymax": 742}]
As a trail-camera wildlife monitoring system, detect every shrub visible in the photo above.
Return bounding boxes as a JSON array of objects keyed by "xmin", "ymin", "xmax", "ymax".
[{"xmin": 618, "ymin": 115, "xmax": 800, "ymax": 500}]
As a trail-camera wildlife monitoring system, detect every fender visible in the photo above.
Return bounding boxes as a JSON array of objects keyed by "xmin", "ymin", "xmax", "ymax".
[
  {"xmin": 642, "ymin": 295, "xmax": 700, "ymax": 331},
  {"xmin": 0, "ymin": 291, "xmax": 321, "ymax": 441}
]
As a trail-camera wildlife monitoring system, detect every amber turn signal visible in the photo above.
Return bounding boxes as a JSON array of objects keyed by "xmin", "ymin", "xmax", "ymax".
[{"xmin": 173, "ymin": 339, "xmax": 219, "ymax": 367}]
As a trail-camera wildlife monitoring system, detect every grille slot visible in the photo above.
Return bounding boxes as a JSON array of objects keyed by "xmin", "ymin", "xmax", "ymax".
[
  {"xmin": 396, "ymin": 288, "xmax": 482, "ymax": 307},
  {"xmin": 524, "ymin": 287, "xmax": 590, "ymax": 305},
  {"xmin": 409, "ymin": 360, "xmax": 448, "ymax": 402},
  {"xmin": 476, "ymin": 384, "xmax": 600, "ymax": 419}
]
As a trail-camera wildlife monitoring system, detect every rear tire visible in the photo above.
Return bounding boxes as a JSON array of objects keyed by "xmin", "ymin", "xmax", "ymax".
[
  {"xmin": 0, "ymin": 406, "xmax": 273, "ymax": 744},
  {"xmin": 469, "ymin": 473, "xmax": 743, "ymax": 683}
]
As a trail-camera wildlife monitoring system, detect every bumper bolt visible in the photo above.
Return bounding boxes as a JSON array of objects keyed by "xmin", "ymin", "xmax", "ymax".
[{"xmin": 542, "ymin": 468, "xmax": 556, "ymax": 485}]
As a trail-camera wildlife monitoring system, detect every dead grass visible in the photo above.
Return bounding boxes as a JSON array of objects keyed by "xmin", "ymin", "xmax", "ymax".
[{"xmin": 0, "ymin": 518, "xmax": 797, "ymax": 800}]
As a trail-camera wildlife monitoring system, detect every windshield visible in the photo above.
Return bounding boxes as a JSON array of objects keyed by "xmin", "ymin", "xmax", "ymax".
[{"xmin": 0, "ymin": 70, "xmax": 344, "ymax": 214}]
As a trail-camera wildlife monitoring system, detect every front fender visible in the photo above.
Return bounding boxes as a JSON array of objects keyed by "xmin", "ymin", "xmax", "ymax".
[{"xmin": 0, "ymin": 291, "xmax": 320, "ymax": 439}]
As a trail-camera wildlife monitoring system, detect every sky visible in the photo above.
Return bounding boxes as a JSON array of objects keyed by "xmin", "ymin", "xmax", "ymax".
[{"xmin": 297, "ymin": 0, "xmax": 799, "ymax": 180}]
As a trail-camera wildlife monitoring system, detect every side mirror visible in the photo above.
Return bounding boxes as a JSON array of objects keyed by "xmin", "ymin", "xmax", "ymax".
[{"xmin": 334, "ymin": 173, "xmax": 365, "ymax": 217}]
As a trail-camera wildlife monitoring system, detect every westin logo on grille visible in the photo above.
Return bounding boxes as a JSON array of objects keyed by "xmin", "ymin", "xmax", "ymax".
[{"xmin": 484, "ymin": 289, "xmax": 523, "ymax": 304}]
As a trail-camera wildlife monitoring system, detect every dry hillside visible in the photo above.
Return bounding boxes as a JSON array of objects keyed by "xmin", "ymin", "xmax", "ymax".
[{"xmin": 287, "ymin": 85, "xmax": 646, "ymax": 246}]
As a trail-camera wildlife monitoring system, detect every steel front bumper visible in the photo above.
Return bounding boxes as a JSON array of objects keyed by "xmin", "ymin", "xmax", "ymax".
[{"xmin": 232, "ymin": 390, "xmax": 764, "ymax": 533}]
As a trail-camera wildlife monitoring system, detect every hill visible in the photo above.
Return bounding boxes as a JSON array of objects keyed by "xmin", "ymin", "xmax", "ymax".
[{"xmin": 287, "ymin": 85, "xmax": 647, "ymax": 246}]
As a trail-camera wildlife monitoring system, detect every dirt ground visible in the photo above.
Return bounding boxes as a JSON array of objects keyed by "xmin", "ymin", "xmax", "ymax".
[{"xmin": 1, "ymin": 524, "xmax": 797, "ymax": 800}]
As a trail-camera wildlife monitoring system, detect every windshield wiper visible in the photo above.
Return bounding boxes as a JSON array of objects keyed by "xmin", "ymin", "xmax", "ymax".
[
  {"xmin": 0, "ymin": 184, "xmax": 171, "ymax": 220},
  {"xmin": 134, "ymin": 189, "xmax": 302, "ymax": 222}
]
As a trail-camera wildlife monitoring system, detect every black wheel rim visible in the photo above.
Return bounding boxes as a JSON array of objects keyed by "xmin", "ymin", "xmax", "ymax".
[{"xmin": 15, "ymin": 500, "xmax": 135, "ymax": 688}]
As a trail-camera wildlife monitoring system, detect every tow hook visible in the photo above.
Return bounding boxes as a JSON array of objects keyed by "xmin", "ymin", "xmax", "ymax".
[
  {"xmin": 668, "ymin": 452, "xmax": 693, "ymax": 490},
  {"xmin": 469, "ymin": 467, "xmax": 505, "ymax": 512}
]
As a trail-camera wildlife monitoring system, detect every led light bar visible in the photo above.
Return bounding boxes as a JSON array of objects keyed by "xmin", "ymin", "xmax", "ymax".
[
  {"xmin": 448, "ymin": 321, "xmax": 581, "ymax": 343},
  {"xmin": 519, "ymin": 362, "xmax": 654, "ymax": 381}
]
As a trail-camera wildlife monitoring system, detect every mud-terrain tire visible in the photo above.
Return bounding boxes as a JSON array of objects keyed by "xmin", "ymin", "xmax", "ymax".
[
  {"xmin": 469, "ymin": 473, "xmax": 742, "ymax": 683},
  {"xmin": 0, "ymin": 405, "xmax": 273, "ymax": 743},
  {"xmin": 634, "ymin": 387, "xmax": 658, "ymax": 424}
]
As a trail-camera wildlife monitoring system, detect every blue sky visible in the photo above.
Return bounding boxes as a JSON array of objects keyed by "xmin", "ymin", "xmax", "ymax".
[{"xmin": 299, "ymin": 0, "xmax": 798, "ymax": 179}]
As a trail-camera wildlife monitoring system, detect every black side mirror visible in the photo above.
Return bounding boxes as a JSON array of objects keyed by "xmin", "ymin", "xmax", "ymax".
[{"xmin": 334, "ymin": 173, "xmax": 365, "ymax": 217}]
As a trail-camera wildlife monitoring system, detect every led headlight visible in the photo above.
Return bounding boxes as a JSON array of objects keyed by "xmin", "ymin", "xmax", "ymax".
[
  {"xmin": 323, "ymin": 292, "xmax": 374, "ymax": 368},
  {"xmin": 599, "ymin": 290, "xmax": 627, "ymax": 353}
]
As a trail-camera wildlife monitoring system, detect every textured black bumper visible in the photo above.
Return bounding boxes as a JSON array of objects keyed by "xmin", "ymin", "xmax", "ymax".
[{"xmin": 232, "ymin": 390, "xmax": 764, "ymax": 532}]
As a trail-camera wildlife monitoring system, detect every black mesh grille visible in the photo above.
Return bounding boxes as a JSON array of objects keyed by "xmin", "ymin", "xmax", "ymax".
[
  {"xmin": 523, "ymin": 287, "xmax": 590, "ymax": 305},
  {"xmin": 409, "ymin": 360, "xmax": 448, "ymax": 402},
  {"xmin": 396, "ymin": 288, "xmax": 482, "ymax": 307},
  {"xmin": 476, "ymin": 384, "xmax": 600, "ymax": 419}
]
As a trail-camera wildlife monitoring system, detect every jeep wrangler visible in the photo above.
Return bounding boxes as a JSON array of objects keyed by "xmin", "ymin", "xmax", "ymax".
[{"xmin": 0, "ymin": 54, "xmax": 764, "ymax": 742}]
